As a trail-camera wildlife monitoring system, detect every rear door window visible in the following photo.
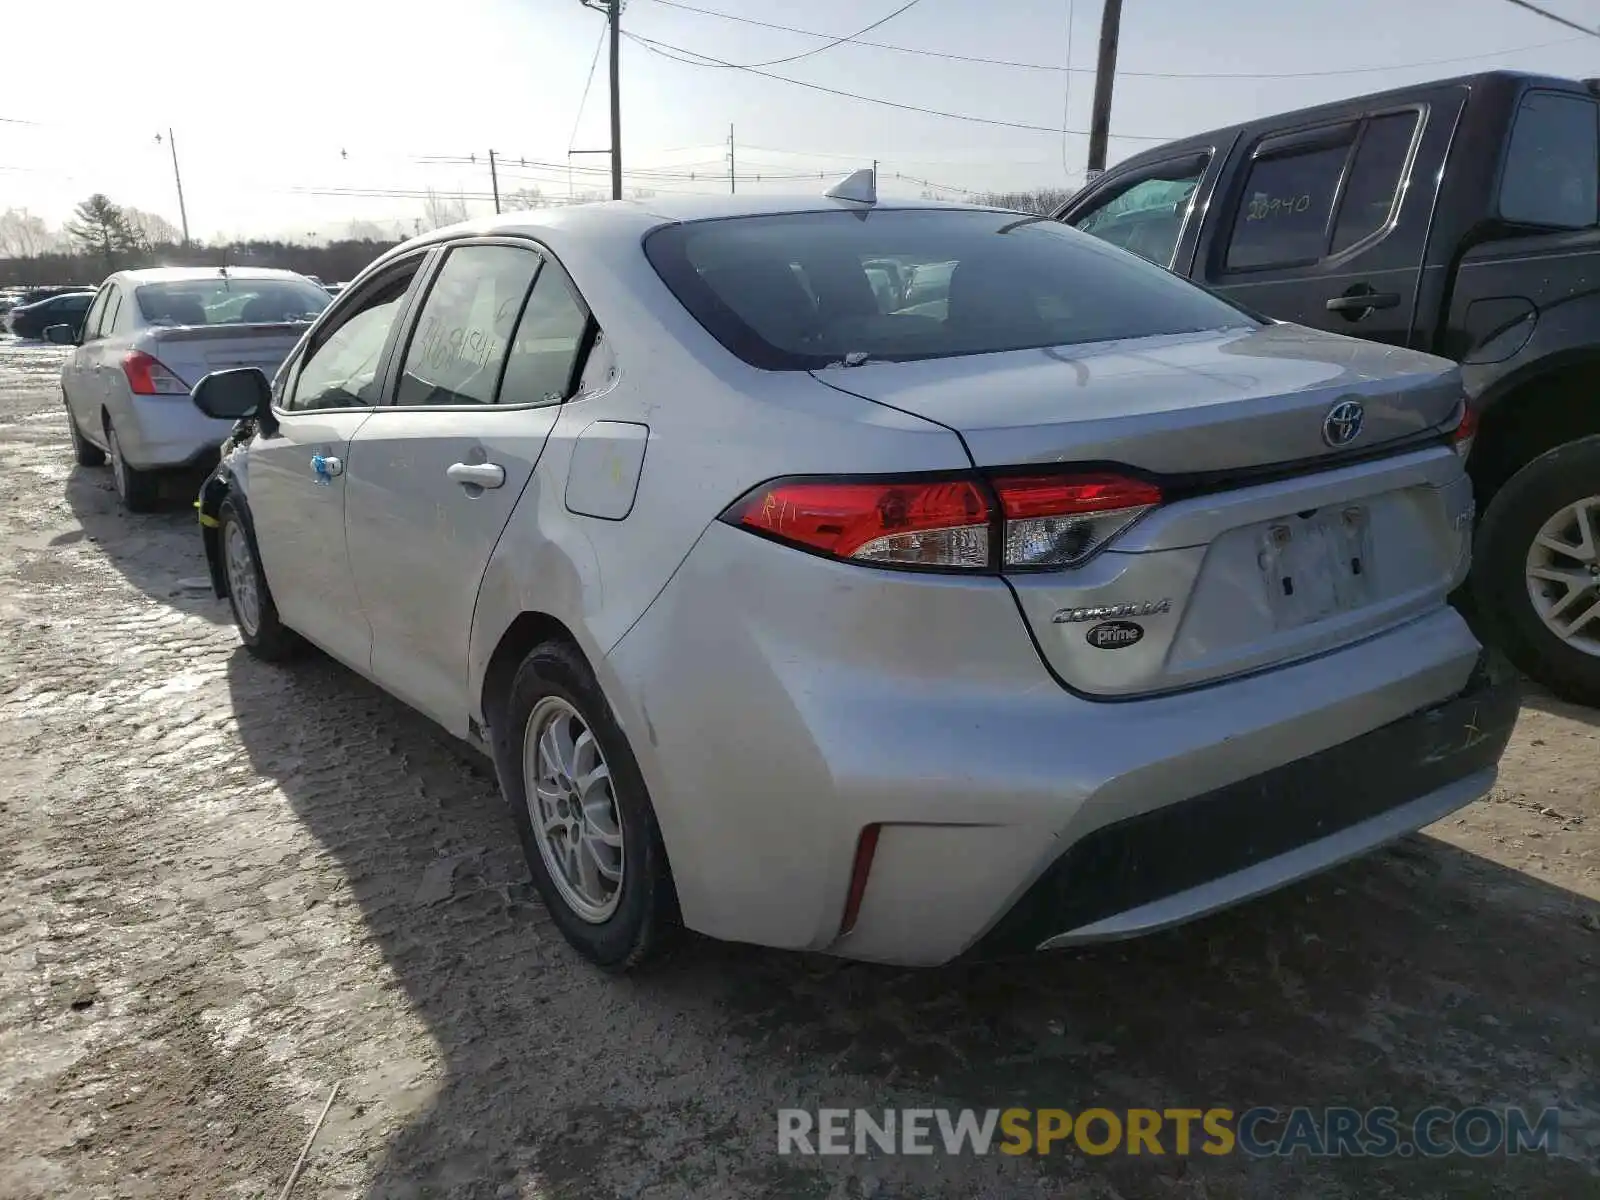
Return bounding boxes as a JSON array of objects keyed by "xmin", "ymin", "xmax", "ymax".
[
  {"xmin": 497, "ymin": 259, "xmax": 592, "ymax": 405},
  {"xmin": 394, "ymin": 244, "xmax": 541, "ymax": 407},
  {"xmin": 1225, "ymin": 133, "xmax": 1354, "ymax": 271},
  {"xmin": 1499, "ymin": 91, "xmax": 1599, "ymax": 228},
  {"xmin": 1071, "ymin": 156, "xmax": 1209, "ymax": 267},
  {"xmin": 1329, "ymin": 111, "xmax": 1420, "ymax": 253}
]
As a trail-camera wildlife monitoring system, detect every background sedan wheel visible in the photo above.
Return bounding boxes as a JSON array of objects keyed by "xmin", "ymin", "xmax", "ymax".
[
  {"xmin": 105, "ymin": 421, "xmax": 158, "ymax": 512},
  {"xmin": 1475, "ymin": 434, "xmax": 1600, "ymax": 706},
  {"xmin": 66, "ymin": 405, "xmax": 105, "ymax": 467},
  {"xmin": 494, "ymin": 640, "xmax": 676, "ymax": 970}
]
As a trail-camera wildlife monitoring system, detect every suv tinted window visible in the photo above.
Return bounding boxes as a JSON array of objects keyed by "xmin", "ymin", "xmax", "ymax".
[
  {"xmin": 646, "ymin": 209, "xmax": 1255, "ymax": 371},
  {"xmin": 285, "ymin": 264, "xmax": 419, "ymax": 411},
  {"xmin": 396, "ymin": 245, "xmax": 540, "ymax": 407},
  {"xmin": 1500, "ymin": 91, "xmax": 1599, "ymax": 228},
  {"xmin": 1072, "ymin": 157, "xmax": 1207, "ymax": 266},
  {"xmin": 1330, "ymin": 111, "xmax": 1419, "ymax": 253},
  {"xmin": 1225, "ymin": 136, "xmax": 1353, "ymax": 270}
]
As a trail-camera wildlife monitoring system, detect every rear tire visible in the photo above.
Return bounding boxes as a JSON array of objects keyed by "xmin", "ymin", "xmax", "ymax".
[
  {"xmin": 106, "ymin": 419, "xmax": 159, "ymax": 512},
  {"xmin": 66, "ymin": 404, "xmax": 105, "ymax": 467},
  {"xmin": 218, "ymin": 497, "xmax": 302, "ymax": 661},
  {"xmin": 1472, "ymin": 435, "xmax": 1600, "ymax": 707},
  {"xmin": 493, "ymin": 640, "xmax": 676, "ymax": 971}
]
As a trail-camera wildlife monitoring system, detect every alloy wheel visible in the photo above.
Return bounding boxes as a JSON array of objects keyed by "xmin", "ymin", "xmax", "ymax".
[
  {"xmin": 223, "ymin": 519, "xmax": 262, "ymax": 637},
  {"xmin": 1525, "ymin": 494, "xmax": 1600, "ymax": 659},
  {"xmin": 522, "ymin": 696, "xmax": 625, "ymax": 922}
]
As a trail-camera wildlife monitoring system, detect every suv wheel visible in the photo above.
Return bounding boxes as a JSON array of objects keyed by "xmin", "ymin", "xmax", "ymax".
[
  {"xmin": 493, "ymin": 641, "xmax": 676, "ymax": 971},
  {"xmin": 1474, "ymin": 434, "xmax": 1600, "ymax": 706},
  {"xmin": 105, "ymin": 420, "xmax": 159, "ymax": 512},
  {"xmin": 219, "ymin": 498, "xmax": 302, "ymax": 661}
]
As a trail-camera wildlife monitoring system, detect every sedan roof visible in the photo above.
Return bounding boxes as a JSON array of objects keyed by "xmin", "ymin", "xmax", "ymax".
[{"xmin": 110, "ymin": 266, "xmax": 316, "ymax": 284}]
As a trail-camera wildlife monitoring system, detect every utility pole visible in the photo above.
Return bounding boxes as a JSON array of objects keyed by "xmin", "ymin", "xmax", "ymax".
[
  {"xmin": 488, "ymin": 149, "xmax": 501, "ymax": 213},
  {"xmin": 579, "ymin": 0, "xmax": 624, "ymax": 199},
  {"xmin": 1085, "ymin": 0, "xmax": 1123, "ymax": 177},
  {"xmin": 728, "ymin": 124, "xmax": 735, "ymax": 195},
  {"xmin": 164, "ymin": 127, "xmax": 190, "ymax": 246},
  {"xmin": 608, "ymin": 0, "xmax": 622, "ymax": 199}
]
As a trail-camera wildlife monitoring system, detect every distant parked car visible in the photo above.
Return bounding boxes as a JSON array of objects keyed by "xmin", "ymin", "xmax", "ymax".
[
  {"xmin": 53, "ymin": 267, "xmax": 331, "ymax": 510},
  {"xmin": 6, "ymin": 291, "xmax": 95, "ymax": 339}
]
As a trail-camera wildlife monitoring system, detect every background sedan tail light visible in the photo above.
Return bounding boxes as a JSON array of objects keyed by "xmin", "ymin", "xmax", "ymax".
[
  {"xmin": 122, "ymin": 351, "xmax": 189, "ymax": 396},
  {"xmin": 721, "ymin": 470, "xmax": 1161, "ymax": 571}
]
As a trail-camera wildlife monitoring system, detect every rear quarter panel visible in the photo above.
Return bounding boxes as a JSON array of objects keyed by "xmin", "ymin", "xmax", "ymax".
[{"xmin": 464, "ymin": 234, "xmax": 969, "ymax": 732}]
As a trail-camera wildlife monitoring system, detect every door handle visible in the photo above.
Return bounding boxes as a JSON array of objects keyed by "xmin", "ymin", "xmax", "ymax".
[
  {"xmin": 310, "ymin": 453, "xmax": 344, "ymax": 480},
  {"xmin": 446, "ymin": 462, "xmax": 506, "ymax": 489},
  {"xmin": 1326, "ymin": 289, "xmax": 1401, "ymax": 314}
]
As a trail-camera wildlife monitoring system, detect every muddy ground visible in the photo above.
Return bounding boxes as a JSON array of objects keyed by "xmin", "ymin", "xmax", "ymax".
[{"xmin": 0, "ymin": 337, "xmax": 1595, "ymax": 1200}]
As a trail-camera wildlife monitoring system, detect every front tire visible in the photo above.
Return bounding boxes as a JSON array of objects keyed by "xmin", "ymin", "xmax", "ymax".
[
  {"xmin": 106, "ymin": 420, "xmax": 159, "ymax": 512},
  {"xmin": 218, "ymin": 498, "xmax": 302, "ymax": 661},
  {"xmin": 1473, "ymin": 435, "xmax": 1600, "ymax": 706},
  {"xmin": 493, "ymin": 641, "xmax": 676, "ymax": 971}
]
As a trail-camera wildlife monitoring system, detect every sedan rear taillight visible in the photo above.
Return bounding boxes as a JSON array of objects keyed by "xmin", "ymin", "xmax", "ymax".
[
  {"xmin": 122, "ymin": 351, "xmax": 188, "ymax": 396},
  {"xmin": 720, "ymin": 470, "xmax": 1162, "ymax": 572},
  {"xmin": 992, "ymin": 473, "xmax": 1162, "ymax": 568}
]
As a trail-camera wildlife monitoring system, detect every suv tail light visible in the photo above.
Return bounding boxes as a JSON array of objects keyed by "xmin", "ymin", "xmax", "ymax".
[
  {"xmin": 1452, "ymin": 402, "xmax": 1478, "ymax": 460},
  {"xmin": 122, "ymin": 351, "xmax": 188, "ymax": 396},
  {"xmin": 720, "ymin": 470, "xmax": 1162, "ymax": 572}
]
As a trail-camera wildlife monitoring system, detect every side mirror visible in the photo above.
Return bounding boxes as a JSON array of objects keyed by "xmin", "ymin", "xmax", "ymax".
[
  {"xmin": 42, "ymin": 324, "xmax": 76, "ymax": 346},
  {"xmin": 192, "ymin": 367, "xmax": 271, "ymax": 420}
]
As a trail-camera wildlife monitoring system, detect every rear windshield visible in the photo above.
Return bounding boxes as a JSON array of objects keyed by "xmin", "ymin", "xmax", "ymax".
[
  {"xmin": 134, "ymin": 279, "xmax": 331, "ymax": 327},
  {"xmin": 644, "ymin": 208, "xmax": 1257, "ymax": 370}
]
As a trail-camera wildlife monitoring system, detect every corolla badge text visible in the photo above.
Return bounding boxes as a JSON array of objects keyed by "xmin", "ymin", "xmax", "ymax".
[{"xmin": 1051, "ymin": 599, "xmax": 1171, "ymax": 624}]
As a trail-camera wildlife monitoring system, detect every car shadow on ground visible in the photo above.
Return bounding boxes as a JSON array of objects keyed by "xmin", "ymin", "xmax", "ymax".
[
  {"xmin": 61, "ymin": 461, "xmax": 227, "ymax": 624},
  {"xmin": 1522, "ymin": 686, "xmax": 1600, "ymax": 730},
  {"xmin": 223, "ymin": 648, "xmax": 1600, "ymax": 1199}
]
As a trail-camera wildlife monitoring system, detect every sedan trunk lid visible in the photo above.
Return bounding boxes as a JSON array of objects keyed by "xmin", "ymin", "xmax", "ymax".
[
  {"xmin": 816, "ymin": 325, "xmax": 1473, "ymax": 697},
  {"xmin": 812, "ymin": 324, "xmax": 1462, "ymax": 474}
]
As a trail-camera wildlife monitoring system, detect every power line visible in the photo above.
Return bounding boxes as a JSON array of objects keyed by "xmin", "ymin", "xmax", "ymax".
[
  {"xmin": 1500, "ymin": 0, "xmax": 1598, "ymax": 37},
  {"xmin": 569, "ymin": 23, "xmax": 608, "ymax": 153},
  {"xmin": 687, "ymin": 0, "xmax": 924, "ymax": 68},
  {"xmin": 623, "ymin": 30, "xmax": 1180, "ymax": 139},
  {"xmin": 636, "ymin": 0, "xmax": 1588, "ymax": 79}
]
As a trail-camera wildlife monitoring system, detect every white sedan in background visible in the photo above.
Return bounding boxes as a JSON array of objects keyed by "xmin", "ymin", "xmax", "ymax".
[{"xmin": 53, "ymin": 266, "xmax": 330, "ymax": 510}]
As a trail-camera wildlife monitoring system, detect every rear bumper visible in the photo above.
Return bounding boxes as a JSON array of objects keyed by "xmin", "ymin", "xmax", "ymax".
[
  {"xmin": 969, "ymin": 649, "xmax": 1518, "ymax": 958},
  {"xmin": 113, "ymin": 396, "xmax": 234, "ymax": 470},
  {"xmin": 606, "ymin": 522, "xmax": 1514, "ymax": 966}
]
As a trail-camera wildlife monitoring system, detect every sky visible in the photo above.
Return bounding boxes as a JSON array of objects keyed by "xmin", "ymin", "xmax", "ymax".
[{"xmin": 2, "ymin": 0, "xmax": 1597, "ymax": 243}]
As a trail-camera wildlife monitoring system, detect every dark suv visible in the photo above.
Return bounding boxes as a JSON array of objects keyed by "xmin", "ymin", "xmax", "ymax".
[{"xmin": 1060, "ymin": 70, "xmax": 1600, "ymax": 705}]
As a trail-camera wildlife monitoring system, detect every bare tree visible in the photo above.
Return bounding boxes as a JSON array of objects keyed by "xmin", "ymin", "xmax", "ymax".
[
  {"xmin": 65, "ymin": 194, "xmax": 140, "ymax": 269},
  {"xmin": 344, "ymin": 219, "xmax": 389, "ymax": 242},
  {"xmin": 969, "ymin": 187, "xmax": 1077, "ymax": 215},
  {"xmin": 122, "ymin": 207, "xmax": 182, "ymax": 247},
  {"xmin": 0, "ymin": 208, "xmax": 58, "ymax": 257},
  {"xmin": 502, "ymin": 186, "xmax": 545, "ymax": 212},
  {"xmin": 421, "ymin": 189, "xmax": 470, "ymax": 231}
]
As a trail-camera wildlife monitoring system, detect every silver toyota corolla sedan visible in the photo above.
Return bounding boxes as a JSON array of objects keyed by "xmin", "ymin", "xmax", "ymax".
[{"xmin": 187, "ymin": 187, "xmax": 1517, "ymax": 971}]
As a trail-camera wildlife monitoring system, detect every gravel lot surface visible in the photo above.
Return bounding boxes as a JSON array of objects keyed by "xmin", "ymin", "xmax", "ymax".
[{"xmin": 0, "ymin": 336, "xmax": 1596, "ymax": 1199}]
